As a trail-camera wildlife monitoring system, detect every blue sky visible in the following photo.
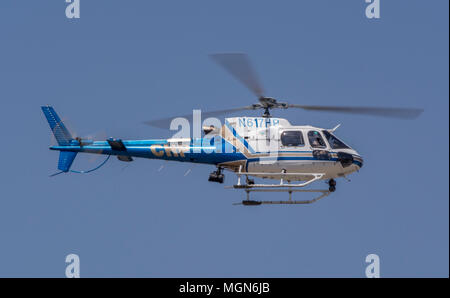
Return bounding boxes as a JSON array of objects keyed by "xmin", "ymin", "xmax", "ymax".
[{"xmin": 0, "ymin": 1, "xmax": 448, "ymax": 277}]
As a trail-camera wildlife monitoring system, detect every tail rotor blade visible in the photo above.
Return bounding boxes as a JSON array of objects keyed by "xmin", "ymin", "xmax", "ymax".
[{"xmin": 84, "ymin": 130, "xmax": 108, "ymax": 163}]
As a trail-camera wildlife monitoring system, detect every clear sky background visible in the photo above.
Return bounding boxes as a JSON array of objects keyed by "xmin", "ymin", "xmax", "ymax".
[{"xmin": 0, "ymin": 1, "xmax": 448, "ymax": 277}]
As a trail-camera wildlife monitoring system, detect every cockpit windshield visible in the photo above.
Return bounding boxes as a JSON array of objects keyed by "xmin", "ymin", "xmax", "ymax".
[{"xmin": 322, "ymin": 130, "xmax": 350, "ymax": 149}]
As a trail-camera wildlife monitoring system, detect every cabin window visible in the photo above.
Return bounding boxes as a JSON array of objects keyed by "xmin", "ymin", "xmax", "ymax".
[
  {"xmin": 281, "ymin": 131, "xmax": 304, "ymax": 147},
  {"xmin": 322, "ymin": 130, "xmax": 350, "ymax": 149},
  {"xmin": 308, "ymin": 131, "xmax": 327, "ymax": 148}
]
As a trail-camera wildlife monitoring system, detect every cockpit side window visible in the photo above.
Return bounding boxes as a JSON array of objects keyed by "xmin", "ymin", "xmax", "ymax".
[
  {"xmin": 281, "ymin": 131, "xmax": 304, "ymax": 147},
  {"xmin": 322, "ymin": 130, "xmax": 350, "ymax": 149},
  {"xmin": 308, "ymin": 131, "xmax": 327, "ymax": 148}
]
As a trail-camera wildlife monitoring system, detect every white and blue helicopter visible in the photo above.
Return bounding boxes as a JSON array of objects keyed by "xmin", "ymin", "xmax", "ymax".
[{"xmin": 42, "ymin": 54, "xmax": 422, "ymax": 206}]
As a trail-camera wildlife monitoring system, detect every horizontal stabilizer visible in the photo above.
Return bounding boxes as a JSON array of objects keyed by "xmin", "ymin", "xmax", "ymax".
[{"xmin": 117, "ymin": 155, "xmax": 133, "ymax": 162}]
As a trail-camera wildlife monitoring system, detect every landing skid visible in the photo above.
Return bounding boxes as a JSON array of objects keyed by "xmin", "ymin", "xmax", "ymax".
[
  {"xmin": 233, "ymin": 189, "xmax": 331, "ymax": 206},
  {"xmin": 228, "ymin": 165, "xmax": 331, "ymax": 206}
]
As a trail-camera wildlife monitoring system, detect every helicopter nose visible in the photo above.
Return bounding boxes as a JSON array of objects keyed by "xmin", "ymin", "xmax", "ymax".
[
  {"xmin": 355, "ymin": 155, "xmax": 364, "ymax": 168},
  {"xmin": 337, "ymin": 152, "xmax": 354, "ymax": 168}
]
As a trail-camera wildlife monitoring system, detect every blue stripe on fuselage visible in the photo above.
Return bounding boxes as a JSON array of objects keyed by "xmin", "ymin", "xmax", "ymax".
[
  {"xmin": 224, "ymin": 121, "xmax": 255, "ymax": 154},
  {"xmin": 50, "ymin": 138, "xmax": 363, "ymax": 167}
]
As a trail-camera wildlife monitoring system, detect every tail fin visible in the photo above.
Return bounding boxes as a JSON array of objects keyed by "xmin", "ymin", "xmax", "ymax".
[
  {"xmin": 42, "ymin": 106, "xmax": 78, "ymax": 173},
  {"xmin": 41, "ymin": 106, "xmax": 74, "ymax": 146},
  {"xmin": 58, "ymin": 151, "xmax": 78, "ymax": 172}
]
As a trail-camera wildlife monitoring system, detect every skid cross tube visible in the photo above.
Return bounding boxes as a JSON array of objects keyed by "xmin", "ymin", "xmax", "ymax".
[
  {"xmin": 230, "ymin": 168, "xmax": 331, "ymax": 205},
  {"xmin": 232, "ymin": 169, "xmax": 325, "ymax": 189}
]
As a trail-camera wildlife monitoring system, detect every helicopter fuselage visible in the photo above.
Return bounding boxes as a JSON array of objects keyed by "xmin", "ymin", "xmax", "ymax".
[{"xmin": 50, "ymin": 117, "xmax": 363, "ymax": 181}]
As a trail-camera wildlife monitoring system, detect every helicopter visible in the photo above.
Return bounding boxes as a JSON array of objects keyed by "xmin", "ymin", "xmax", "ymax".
[{"xmin": 42, "ymin": 53, "xmax": 423, "ymax": 206}]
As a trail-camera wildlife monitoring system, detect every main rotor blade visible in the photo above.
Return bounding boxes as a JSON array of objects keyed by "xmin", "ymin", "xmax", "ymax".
[
  {"xmin": 144, "ymin": 106, "xmax": 257, "ymax": 129},
  {"xmin": 210, "ymin": 53, "xmax": 265, "ymax": 98},
  {"xmin": 288, "ymin": 104, "xmax": 423, "ymax": 119}
]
